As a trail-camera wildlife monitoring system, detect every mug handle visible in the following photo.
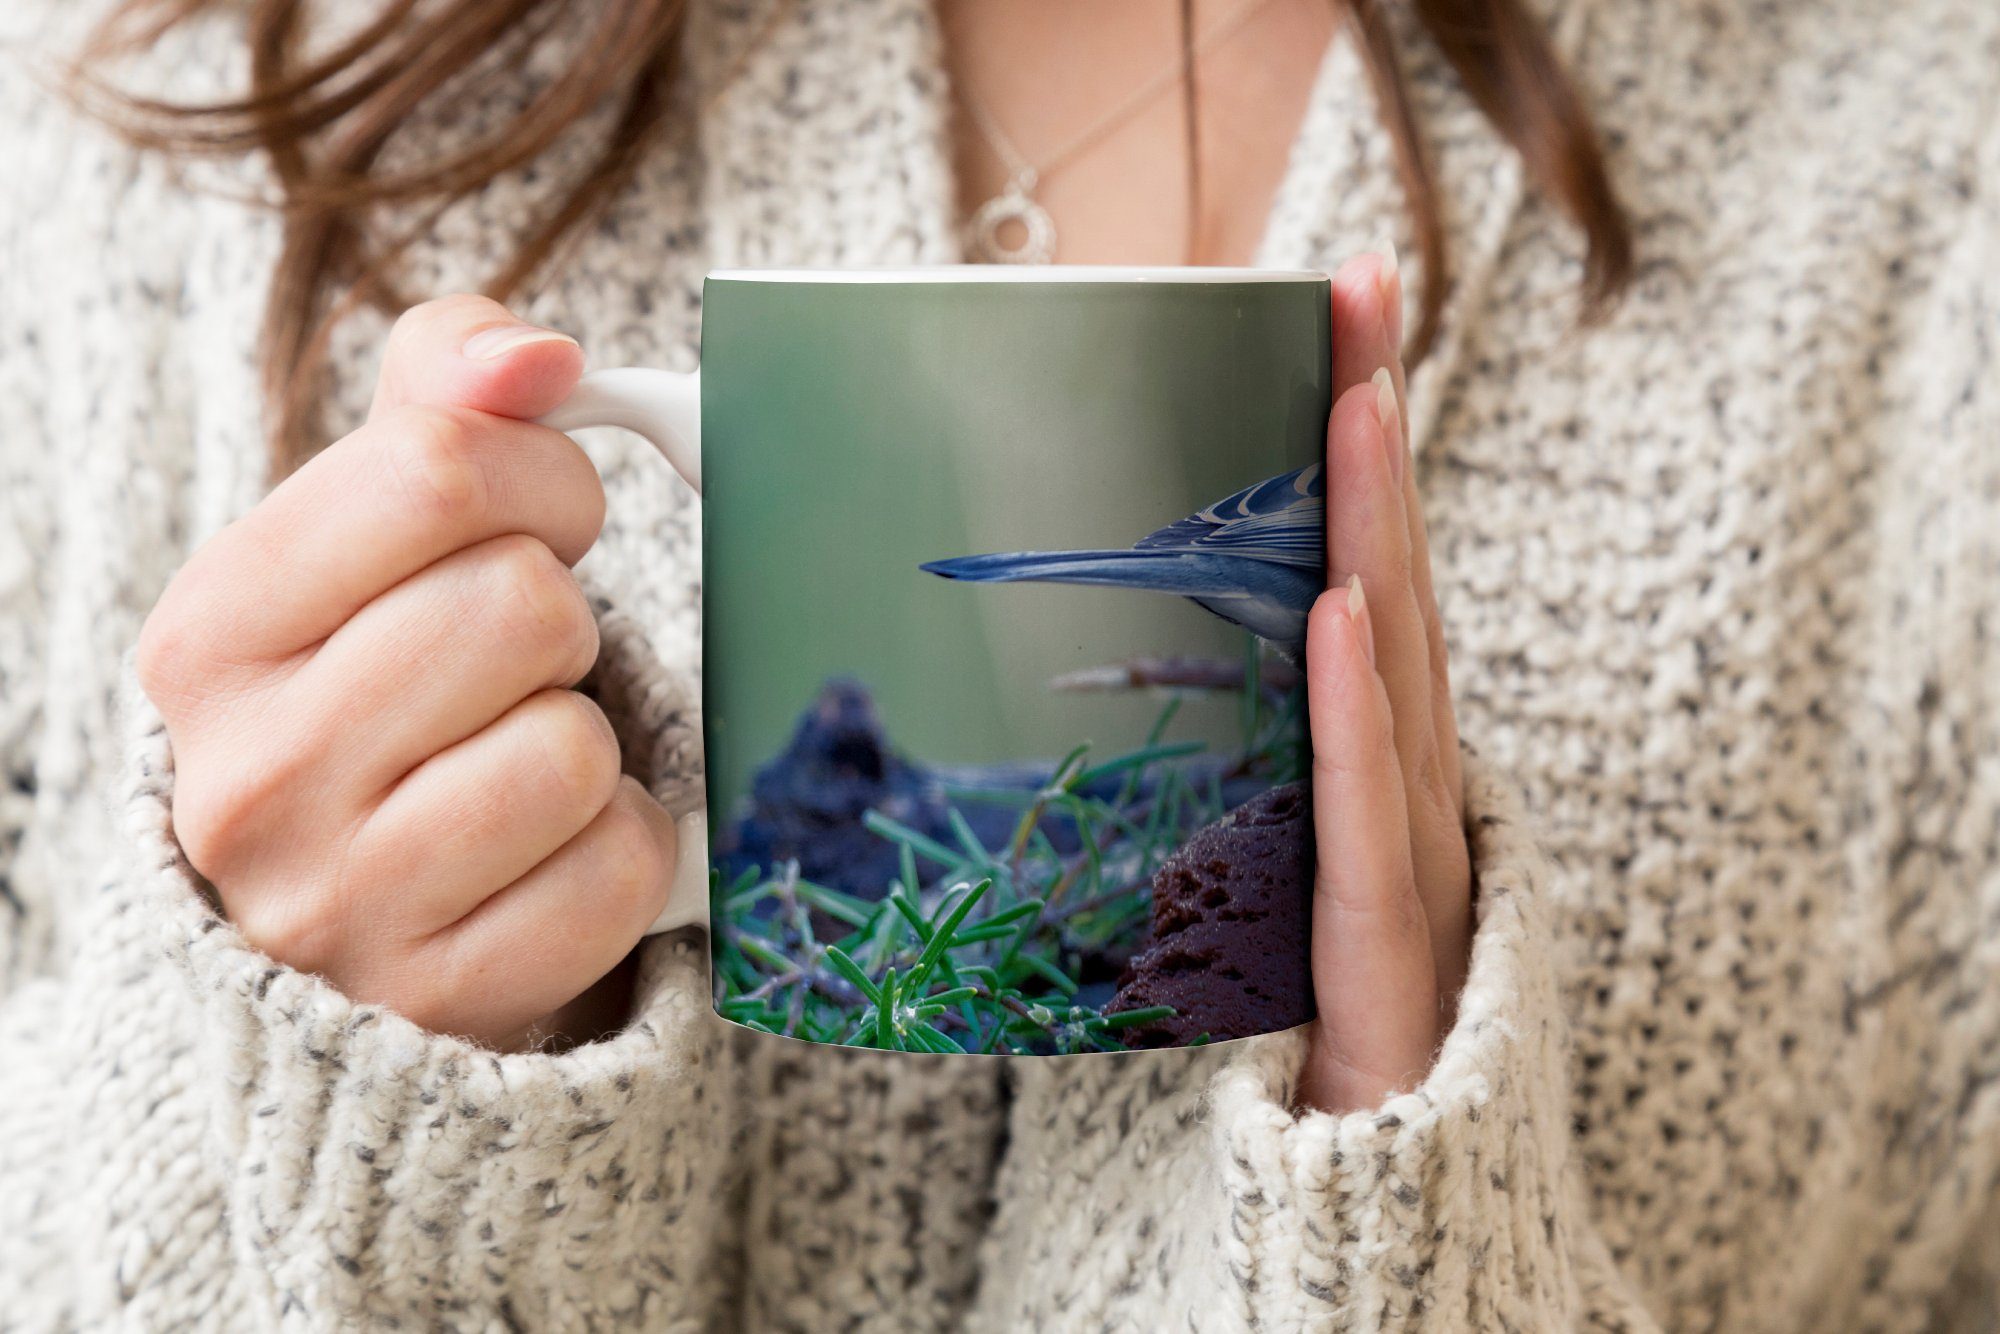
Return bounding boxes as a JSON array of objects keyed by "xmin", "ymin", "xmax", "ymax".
[{"xmin": 539, "ymin": 368, "xmax": 708, "ymax": 936}]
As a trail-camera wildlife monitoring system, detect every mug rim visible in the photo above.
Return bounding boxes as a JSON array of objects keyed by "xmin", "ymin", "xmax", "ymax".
[{"xmin": 707, "ymin": 265, "xmax": 1325, "ymax": 284}]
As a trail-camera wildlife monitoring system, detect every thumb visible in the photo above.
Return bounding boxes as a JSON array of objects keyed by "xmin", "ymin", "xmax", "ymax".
[{"xmin": 368, "ymin": 293, "xmax": 585, "ymax": 423}]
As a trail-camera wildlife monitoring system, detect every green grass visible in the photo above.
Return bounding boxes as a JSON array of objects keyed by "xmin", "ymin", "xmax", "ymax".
[{"xmin": 711, "ymin": 640, "xmax": 1307, "ymax": 1055}]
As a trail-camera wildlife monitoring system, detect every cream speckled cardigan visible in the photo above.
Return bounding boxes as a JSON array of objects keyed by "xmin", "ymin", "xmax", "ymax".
[{"xmin": 3, "ymin": 0, "xmax": 1998, "ymax": 1329}]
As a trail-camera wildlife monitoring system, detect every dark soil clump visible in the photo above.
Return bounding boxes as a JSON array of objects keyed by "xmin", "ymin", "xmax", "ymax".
[{"xmin": 1105, "ymin": 781, "xmax": 1316, "ymax": 1047}]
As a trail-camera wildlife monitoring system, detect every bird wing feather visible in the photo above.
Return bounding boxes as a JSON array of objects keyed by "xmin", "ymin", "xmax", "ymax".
[{"xmin": 1130, "ymin": 464, "xmax": 1323, "ymax": 569}]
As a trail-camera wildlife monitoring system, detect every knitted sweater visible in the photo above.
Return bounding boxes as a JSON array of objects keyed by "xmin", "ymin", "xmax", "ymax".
[{"xmin": 3, "ymin": 0, "xmax": 1997, "ymax": 1329}]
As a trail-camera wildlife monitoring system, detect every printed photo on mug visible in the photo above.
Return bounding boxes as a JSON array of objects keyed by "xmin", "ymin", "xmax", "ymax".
[{"xmin": 690, "ymin": 269, "xmax": 1334, "ymax": 1054}]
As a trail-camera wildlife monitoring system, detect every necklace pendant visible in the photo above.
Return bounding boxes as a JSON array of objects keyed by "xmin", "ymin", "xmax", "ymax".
[{"xmin": 966, "ymin": 182, "xmax": 1056, "ymax": 265}]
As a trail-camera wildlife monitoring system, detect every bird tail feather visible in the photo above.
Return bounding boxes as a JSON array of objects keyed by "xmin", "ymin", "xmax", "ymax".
[{"xmin": 919, "ymin": 549, "xmax": 1258, "ymax": 598}]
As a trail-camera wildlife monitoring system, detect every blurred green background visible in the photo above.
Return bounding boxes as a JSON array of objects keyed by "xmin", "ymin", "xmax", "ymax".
[{"xmin": 699, "ymin": 274, "xmax": 1330, "ymax": 815}]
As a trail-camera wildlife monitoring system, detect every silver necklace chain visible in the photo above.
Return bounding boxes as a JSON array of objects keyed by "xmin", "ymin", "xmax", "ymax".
[{"xmin": 957, "ymin": 0, "xmax": 1280, "ymax": 264}]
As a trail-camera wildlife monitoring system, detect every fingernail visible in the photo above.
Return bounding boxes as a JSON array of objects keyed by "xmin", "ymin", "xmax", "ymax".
[
  {"xmin": 1376, "ymin": 240, "xmax": 1403, "ymax": 348},
  {"xmin": 462, "ymin": 324, "xmax": 579, "ymax": 360},
  {"xmin": 1372, "ymin": 367, "xmax": 1405, "ymax": 485},
  {"xmin": 1346, "ymin": 574, "xmax": 1376, "ymax": 668}
]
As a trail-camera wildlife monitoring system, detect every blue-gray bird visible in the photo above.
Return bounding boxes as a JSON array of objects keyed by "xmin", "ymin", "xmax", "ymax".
[{"xmin": 920, "ymin": 464, "xmax": 1325, "ymax": 661}]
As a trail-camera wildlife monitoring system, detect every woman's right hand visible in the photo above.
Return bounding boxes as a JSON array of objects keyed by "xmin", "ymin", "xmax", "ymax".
[{"xmin": 137, "ymin": 296, "xmax": 680, "ymax": 1051}]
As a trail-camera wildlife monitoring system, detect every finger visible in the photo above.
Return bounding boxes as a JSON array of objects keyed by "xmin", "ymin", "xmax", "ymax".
[
  {"xmin": 410, "ymin": 777, "xmax": 675, "ymax": 1045},
  {"xmin": 1372, "ymin": 254, "xmax": 1462, "ymax": 808},
  {"xmin": 1327, "ymin": 378, "xmax": 1468, "ymax": 992},
  {"xmin": 1329, "ymin": 255, "xmax": 1431, "ymax": 744},
  {"xmin": 1300, "ymin": 580, "xmax": 1437, "ymax": 1111},
  {"xmin": 279, "ymin": 534, "xmax": 600, "ymax": 797},
  {"xmin": 1400, "ymin": 439, "xmax": 1461, "ymax": 809},
  {"xmin": 1330, "ymin": 256, "xmax": 1470, "ymax": 993},
  {"xmin": 1330, "ymin": 250, "xmax": 1405, "ymax": 427},
  {"xmin": 368, "ymin": 293, "xmax": 585, "ymax": 423},
  {"xmin": 1326, "ymin": 379, "xmax": 1457, "ymax": 858},
  {"xmin": 151, "ymin": 294, "xmax": 598, "ymax": 675},
  {"xmin": 1397, "ymin": 462, "xmax": 1471, "ymax": 1009},
  {"xmin": 352, "ymin": 687, "xmax": 625, "ymax": 933},
  {"xmin": 159, "ymin": 404, "xmax": 606, "ymax": 669}
]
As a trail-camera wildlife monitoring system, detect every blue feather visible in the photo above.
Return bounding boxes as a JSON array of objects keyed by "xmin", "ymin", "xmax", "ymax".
[
  {"xmin": 1132, "ymin": 464, "xmax": 1324, "ymax": 566},
  {"xmin": 920, "ymin": 464, "xmax": 1325, "ymax": 659}
]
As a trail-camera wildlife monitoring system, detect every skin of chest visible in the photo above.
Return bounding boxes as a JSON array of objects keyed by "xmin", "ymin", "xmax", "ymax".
[{"xmin": 940, "ymin": 0, "xmax": 1337, "ymax": 266}]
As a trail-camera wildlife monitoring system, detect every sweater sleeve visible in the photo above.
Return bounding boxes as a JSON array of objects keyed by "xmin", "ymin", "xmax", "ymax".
[
  {"xmin": 0, "ymin": 316, "xmax": 51, "ymax": 994},
  {"xmin": 0, "ymin": 598, "xmax": 748, "ymax": 1331},
  {"xmin": 0, "ymin": 2, "xmax": 66, "ymax": 993},
  {"xmin": 968, "ymin": 753, "xmax": 1661, "ymax": 1333}
]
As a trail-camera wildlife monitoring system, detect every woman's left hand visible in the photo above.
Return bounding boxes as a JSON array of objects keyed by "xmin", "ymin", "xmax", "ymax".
[{"xmin": 1296, "ymin": 251, "xmax": 1472, "ymax": 1114}]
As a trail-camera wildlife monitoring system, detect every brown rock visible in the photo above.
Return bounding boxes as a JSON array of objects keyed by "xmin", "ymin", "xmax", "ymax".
[{"xmin": 1104, "ymin": 782, "xmax": 1316, "ymax": 1048}]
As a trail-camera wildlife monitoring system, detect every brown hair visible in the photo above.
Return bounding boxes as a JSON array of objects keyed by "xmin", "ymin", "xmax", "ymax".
[{"xmin": 73, "ymin": 0, "xmax": 1631, "ymax": 475}]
